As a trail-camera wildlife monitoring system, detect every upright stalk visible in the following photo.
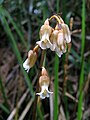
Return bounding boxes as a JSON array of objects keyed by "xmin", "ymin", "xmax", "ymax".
[
  {"xmin": 77, "ymin": 0, "xmax": 85, "ymax": 119},
  {"xmin": 54, "ymin": 0, "xmax": 59, "ymax": 119},
  {"xmin": 32, "ymin": 50, "xmax": 45, "ymax": 120}
]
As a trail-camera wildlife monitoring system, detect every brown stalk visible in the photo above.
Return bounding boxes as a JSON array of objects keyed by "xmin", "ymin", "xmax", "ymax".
[
  {"xmin": 49, "ymin": 15, "xmax": 61, "ymax": 24},
  {"xmin": 62, "ymin": 18, "xmax": 73, "ymax": 94},
  {"xmin": 63, "ymin": 43, "xmax": 71, "ymax": 94},
  {"xmin": 32, "ymin": 50, "xmax": 45, "ymax": 120}
]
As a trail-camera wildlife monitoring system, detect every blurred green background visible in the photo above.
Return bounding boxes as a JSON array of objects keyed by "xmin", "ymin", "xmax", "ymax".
[{"xmin": 0, "ymin": 0, "xmax": 90, "ymax": 120}]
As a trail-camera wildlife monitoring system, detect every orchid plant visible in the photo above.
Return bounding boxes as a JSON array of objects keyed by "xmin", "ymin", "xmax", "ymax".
[{"xmin": 23, "ymin": 15, "xmax": 71, "ymax": 99}]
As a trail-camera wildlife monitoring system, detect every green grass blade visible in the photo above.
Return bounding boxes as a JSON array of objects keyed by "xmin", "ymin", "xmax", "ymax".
[
  {"xmin": 1, "ymin": 6, "xmax": 28, "ymax": 48},
  {"xmin": 0, "ymin": 76, "xmax": 8, "ymax": 105},
  {"xmin": 0, "ymin": 104, "xmax": 10, "ymax": 114},
  {"xmin": 0, "ymin": 9, "xmax": 34, "ymax": 97},
  {"xmin": 37, "ymin": 105, "xmax": 43, "ymax": 120},
  {"xmin": 77, "ymin": 0, "xmax": 85, "ymax": 119},
  {"xmin": 71, "ymin": 48, "xmax": 80, "ymax": 60},
  {"xmin": 56, "ymin": 0, "xmax": 59, "ymax": 13},
  {"xmin": 54, "ymin": 54, "xmax": 59, "ymax": 120},
  {"xmin": 53, "ymin": 0, "xmax": 59, "ymax": 119}
]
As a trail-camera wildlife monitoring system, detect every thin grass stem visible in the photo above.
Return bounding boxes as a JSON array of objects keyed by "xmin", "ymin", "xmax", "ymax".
[
  {"xmin": 77, "ymin": 0, "xmax": 85, "ymax": 119},
  {"xmin": 0, "ymin": 9, "xmax": 34, "ymax": 97}
]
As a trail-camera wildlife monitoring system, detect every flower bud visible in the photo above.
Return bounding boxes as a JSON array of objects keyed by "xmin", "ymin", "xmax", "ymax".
[
  {"xmin": 23, "ymin": 50, "xmax": 37, "ymax": 72},
  {"xmin": 41, "ymin": 67, "xmax": 49, "ymax": 76},
  {"xmin": 54, "ymin": 29, "xmax": 66, "ymax": 57},
  {"xmin": 39, "ymin": 76, "xmax": 50, "ymax": 88},
  {"xmin": 36, "ymin": 19, "xmax": 53, "ymax": 50},
  {"xmin": 28, "ymin": 50, "xmax": 37, "ymax": 67},
  {"xmin": 62, "ymin": 24, "xmax": 71, "ymax": 43},
  {"xmin": 44, "ymin": 18, "xmax": 49, "ymax": 25},
  {"xmin": 40, "ymin": 19, "xmax": 53, "ymax": 37},
  {"xmin": 36, "ymin": 67, "xmax": 53, "ymax": 99},
  {"xmin": 50, "ymin": 30, "xmax": 59, "ymax": 51}
]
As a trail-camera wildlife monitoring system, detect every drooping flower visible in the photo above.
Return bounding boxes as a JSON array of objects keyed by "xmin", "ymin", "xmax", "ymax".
[
  {"xmin": 55, "ymin": 20, "xmax": 71, "ymax": 44},
  {"xmin": 50, "ymin": 22, "xmax": 71, "ymax": 57},
  {"xmin": 57, "ymin": 30, "xmax": 67, "ymax": 52},
  {"xmin": 36, "ymin": 67, "xmax": 53, "ymax": 99},
  {"xmin": 23, "ymin": 50, "xmax": 37, "ymax": 72},
  {"xmin": 62, "ymin": 23, "xmax": 71, "ymax": 43},
  {"xmin": 50, "ymin": 29, "xmax": 59, "ymax": 51},
  {"xmin": 50, "ymin": 27, "xmax": 66, "ymax": 57},
  {"xmin": 55, "ymin": 29, "xmax": 67, "ymax": 57},
  {"xmin": 36, "ymin": 19, "xmax": 54, "ymax": 50}
]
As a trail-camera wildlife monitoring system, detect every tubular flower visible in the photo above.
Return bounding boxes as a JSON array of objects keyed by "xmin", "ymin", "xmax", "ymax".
[
  {"xmin": 55, "ymin": 21, "xmax": 71, "ymax": 43},
  {"xmin": 55, "ymin": 29, "xmax": 67, "ymax": 57},
  {"xmin": 23, "ymin": 50, "xmax": 37, "ymax": 72},
  {"xmin": 36, "ymin": 19, "xmax": 54, "ymax": 50},
  {"xmin": 36, "ymin": 67, "xmax": 53, "ymax": 99},
  {"xmin": 50, "ymin": 29, "xmax": 59, "ymax": 51},
  {"xmin": 50, "ymin": 22, "xmax": 71, "ymax": 57},
  {"xmin": 50, "ymin": 27, "xmax": 66, "ymax": 57},
  {"xmin": 62, "ymin": 23, "xmax": 71, "ymax": 43},
  {"xmin": 57, "ymin": 30, "xmax": 67, "ymax": 53}
]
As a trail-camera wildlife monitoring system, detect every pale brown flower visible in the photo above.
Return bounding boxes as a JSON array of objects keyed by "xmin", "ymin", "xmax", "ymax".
[
  {"xmin": 36, "ymin": 67, "xmax": 53, "ymax": 99},
  {"xmin": 50, "ymin": 29, "xmax": 59, "ymax": 51},
  {"xmin": 50, "ymin": 22, "xmax": 71, "ymax": 57},
  {"xmin": 36, "ymin": 19, "xmax": 53, "ymax": 50},
  {"xmin": 62, "ymin": 23, "xmax": 71, "ymax": 43},
  {"xmin": 23, "ymin": 50, "xmax": 37, "ymax": 72}
]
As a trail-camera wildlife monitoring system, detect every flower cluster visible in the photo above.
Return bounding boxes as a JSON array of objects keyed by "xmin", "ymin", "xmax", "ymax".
[
  {"xmin": 23, "ymin": 15, "xmax": 71, "ymax": 99},
  {"xmin": 36, "ymin": 16, "xmax": 71, "ymax": 57}
]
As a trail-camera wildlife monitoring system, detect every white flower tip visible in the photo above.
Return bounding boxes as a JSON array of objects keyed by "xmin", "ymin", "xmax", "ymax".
[
  {"xmin": 36, "ymin": 41, "xmax": 46, "ymax": 50},
  {"xmin": 44, "ymin": 18, "xmax": 49, "ymax": 25},
  {"xmin": 68, "ymin": 35, "xmax": 71, "ymax": 43},
  {"xmin": 36, "ymin": 92, "xmax": 52, "ymax": 99},
  {"xmin": 36, "ymin": 41, "xmax": 41, "ymax": 46},
  {"xmin": 23, "ymin": 59, "xmax": 30, "ymax": 72},
  {"xmin": 57, "ymin": 52, "xmax": 63, "ymax": 57},
  {"xmin": 49, "ymin": 91, "xmax": 53, "ymax": 94},
  {"xmin": 36, "ymin": 92, "xmax": 42, "ymax": 95},
  {"xmin": 36, "ymin": 35, "xmax": 53, "ymax": 50},
  {"xmin": 36, "ymin": 85, "xmax": 53, "ymax": 99}
]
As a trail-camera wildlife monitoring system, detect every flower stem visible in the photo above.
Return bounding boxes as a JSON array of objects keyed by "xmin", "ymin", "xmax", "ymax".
[
  {"xmin": 49, "ymin": 15, "xmax": 61, "ymax": 24},
  {"xmin": 32, "ymin": 50, "xmax": 45, "ymax": 120},
  {"xmin": 42, "ymin": 51, "xmax": 46, "ymax": 67},
  {"xmin": 63, "ymin": 43, "xmax": 71, "ymax": 94},
  {"xmin": 54, "ymin": 54, "xmax": 59, "ymax": 120}
]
